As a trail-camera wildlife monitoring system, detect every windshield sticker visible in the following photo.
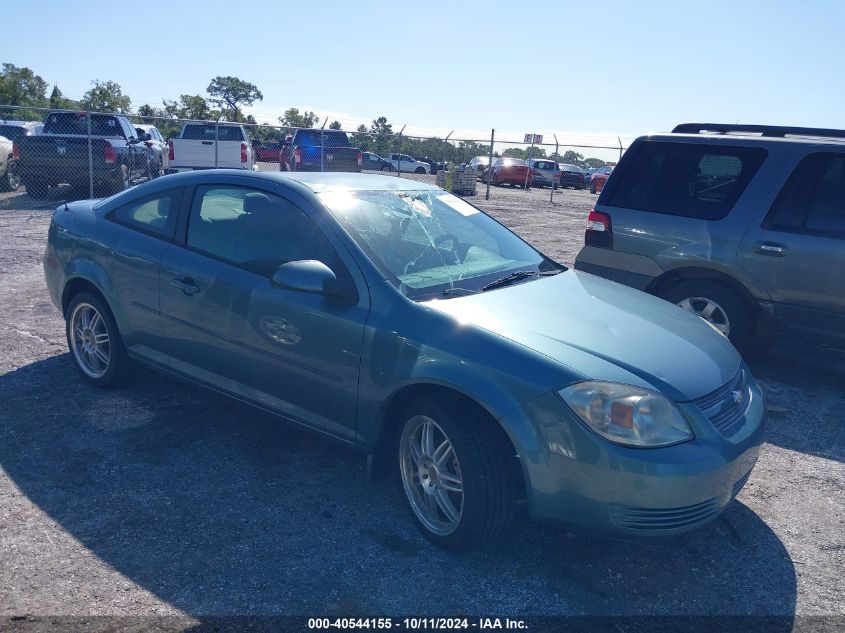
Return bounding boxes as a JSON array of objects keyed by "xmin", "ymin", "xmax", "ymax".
[{"xmin": 436, "ymin": 194, "xmax": 479, "ymax": 217}]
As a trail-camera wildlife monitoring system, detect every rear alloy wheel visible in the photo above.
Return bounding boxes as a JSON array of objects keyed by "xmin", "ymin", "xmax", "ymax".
[
  {"xmin": 415, "ymin": 167, "xmax": 426, "ymax": 174},
  {"xmin": 66, "ymin": 292, "xmax": 131, "ymax": 387},
  {"xmin": 398, "ymin": 396, "xmax": 518, "ymax": 551},
  {"xmin": 659, "ymin": 281, "xmax": 752, "ymax": 349}
]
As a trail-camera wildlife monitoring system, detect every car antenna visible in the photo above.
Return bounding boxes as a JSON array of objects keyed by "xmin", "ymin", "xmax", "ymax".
[{"xmin": 61, "ymin": 199, "xmax": 69, "ymax": 211}]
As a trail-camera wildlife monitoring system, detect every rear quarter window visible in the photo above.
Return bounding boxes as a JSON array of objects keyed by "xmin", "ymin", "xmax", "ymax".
[{"xmin": 605, "ymin": 141, "xmax": 767, "ymax": 220}]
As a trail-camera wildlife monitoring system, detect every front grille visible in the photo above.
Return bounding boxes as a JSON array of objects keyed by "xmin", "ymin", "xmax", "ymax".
[
  {"xmin": 609, "ymin": 498, "xmax": 721, "ymax": 530},
  {"xmin": 693, "ymin": 369, "xmax": 750, "ymax": 438}
]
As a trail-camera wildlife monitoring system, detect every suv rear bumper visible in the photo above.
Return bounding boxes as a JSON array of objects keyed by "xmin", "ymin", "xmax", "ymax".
[{"xmin": 574, "ymin": 246, "xmax": 665, "ymax": 291}]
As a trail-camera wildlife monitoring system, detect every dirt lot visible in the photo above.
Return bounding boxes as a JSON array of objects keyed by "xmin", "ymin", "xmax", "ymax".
[{"xmin": 0, "ymin": 174, "xmax": 843, "ymax": 627}]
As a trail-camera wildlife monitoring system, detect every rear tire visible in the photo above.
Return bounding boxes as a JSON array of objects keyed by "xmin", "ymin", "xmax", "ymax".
[
  {"xmin": 23, "ymin": 178, "xmax": 49, "ymax": 199},
  {"xmin": 415, "ymin": 167, "xmax": 425, "ymax": 174},
  {"xmin": 397, "ymin": 394, "xmax": 519, "ymax": 552},
  {"xmin": 0, "ymin": 158, "xmax": 20, "ymax": 192},
  {"xmin": 65, "ymin": 292, "xmax": 132, "ymax": 388},
  {"xmin": 658, "ymin": 281, "xmax": 752, "ymax": 349}
]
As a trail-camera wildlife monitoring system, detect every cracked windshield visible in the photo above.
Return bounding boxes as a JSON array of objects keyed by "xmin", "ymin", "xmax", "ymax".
[{"xmin": 319, "ymin": 189, "xmax": 562, "ymax": 299}]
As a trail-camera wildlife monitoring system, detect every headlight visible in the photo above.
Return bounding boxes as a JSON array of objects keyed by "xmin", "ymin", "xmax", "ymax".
[{"xmin": 558, "ymin": 382, "xmax": 693, "ymax": 448}]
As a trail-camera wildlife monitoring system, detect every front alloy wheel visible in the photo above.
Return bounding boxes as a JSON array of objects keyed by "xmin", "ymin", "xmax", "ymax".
[{"xmin": 400, "ymin": 415, "xmax": 464, "ymax": 536}]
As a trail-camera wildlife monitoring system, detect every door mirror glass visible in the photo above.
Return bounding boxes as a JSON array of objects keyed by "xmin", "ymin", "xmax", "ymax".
[{"xmin": 271, "ymin": 260, "xmax": 346, "ymax": 298}]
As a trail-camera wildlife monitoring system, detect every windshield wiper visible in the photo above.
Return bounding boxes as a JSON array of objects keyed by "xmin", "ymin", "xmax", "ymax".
[{"xmin": 481, "ymin": 269, "xmax": 563, "ymax": 293}]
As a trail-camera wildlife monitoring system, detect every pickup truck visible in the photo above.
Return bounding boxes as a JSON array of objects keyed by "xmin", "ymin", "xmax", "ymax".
[
  {"xmin": 167, "ymin": 122, "xmax": 256, "ymax": 172},
  {"xmin": 16, "ymin": 111, "xmax": 151, "ymax": 199},
  {"xmin": 280, "ymin": 129, "xmax": 362, "ymax": 172}
]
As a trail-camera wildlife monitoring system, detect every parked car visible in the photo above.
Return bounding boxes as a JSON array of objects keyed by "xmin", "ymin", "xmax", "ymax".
[
  {"xmin": 388, "ymin": 153, "xmax": 430, "ymax": 174},
  {"xmin": 0, "ymin": 134, "xmax": 20, "ymax": 191},
  {"xmin": 0, "ymin": 120, "xmax": 43, "ymax": 142},
  {"xmin": 135, "ymin": 124, "xmax": 168, "ymax": 175},
  {"xmin": 414, "ymin": 156, "xmax": 447, "ymax": 174},
  {"xmin": 465, "ymin": 155, "xmax": 492, "ymax": 179},
  {"xmin": 483, "ymin": 157, "xmax": 532, "ymax": 188},
  {"xmin": 589, "ymin": 164, "xmax": 614, "ymax": 194},
  {"xmin": 254, "ymin": 141, "xmax": 283, "ymax": 163},
  {"xmin": 44, "ymin": 170, "xmax": 765, "ymax": 551},
  {"xmin": 527, "ymin": 159, "xmax": 561, "ymax": 187},
  {"xmin": 583, "ymin": 166, "xmax": 598, "ymax": 184},
  {"xmin": 574, "ymin": 122, "xmax": 845, "ymax": 351},
  {"xmin": 559, "ymin": 163, "xmax": 586, "ymax": 189},
  {"xmin": 281, "ymin": 130, "xmax": 362, "ymax": 172},
  {"xmin": 167, "ymin": 122, "xmax": 255, "ymax": 172},
  {"xmin": 362, "ymin": 151, "xmax": 394, "ymax": 171},
  {"xmin": 16, "ymin": 110, "xmax": 151, "ymax": 198}
]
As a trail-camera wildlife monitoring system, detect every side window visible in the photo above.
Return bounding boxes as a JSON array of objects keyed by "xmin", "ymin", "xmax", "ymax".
[
  {"xmin": 109, "ymin": 190, "xmax": 181, "ymax": 238},
  {"xmin": 765, "ymin": 153, "xmax": 845, "ymax": 238},
  {"xmin": 605, "ymin": 141, "xmax": 767, "ymax": 220},
  {"xmin": 186, "ymin": 186, "xmax": 343, "ymax": 277}
]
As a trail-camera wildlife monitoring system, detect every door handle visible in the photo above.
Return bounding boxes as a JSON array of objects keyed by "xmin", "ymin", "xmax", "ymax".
[
  {"xmin": 753, "ymin": 241, "xmax": 788, "ymax": 257},
  {"xmin": 170, "ymin": 276, "xmax": 200, "ymax": 295}
]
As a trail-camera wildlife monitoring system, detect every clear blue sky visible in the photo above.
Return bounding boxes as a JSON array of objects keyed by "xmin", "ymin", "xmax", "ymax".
[{"xmin": 3, "ymin": 0, "xmax": 842, "ymax": 145}]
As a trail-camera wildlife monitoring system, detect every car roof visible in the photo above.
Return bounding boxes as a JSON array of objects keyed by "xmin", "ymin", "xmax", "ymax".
[
  {"xmin": 0, "ymin": 120, "xmax": 39, "ymax": 128},
  {"xmin": 149, "ymin": 170, "xmax": 440, "ymax": 193}
]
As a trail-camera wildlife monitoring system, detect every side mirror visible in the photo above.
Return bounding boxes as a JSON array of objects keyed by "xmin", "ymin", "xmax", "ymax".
[
  {"xmin": 285, "ymin": 135, "xmax": 293, "ymax": 144},
  {"xmin": 270, "ymin": 260, "xmax": 354, "ymax": 301}
]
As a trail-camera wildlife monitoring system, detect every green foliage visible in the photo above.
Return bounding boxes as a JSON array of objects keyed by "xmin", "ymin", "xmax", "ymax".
[
  {"xmin": 278, "ymin": 108, "xmax": 320, "ymax": 137},
  {"xmin": 48, "ymin": 85, "xmax": 77, "ymax": 110},
  {"xmin": 82, "ymin": 80, "xmax": 131, "ymax": 113},
  {"xmin": 207, "ymin": 76, "xmax": 263, "ymax": 122},
  {"xmin": 583, "ymin": 157, "xmax": 606, "ymax": 168},
  {"xmin": 0, "ymin": 64, "xmax": 48, "ymax": 120},
  {"xmin": 328, "ymin": 120, "xmax": 342, "ymax": 130},
  {"xmin": 163, "ymin": 94, "xmax": 218, "ymax": 121},
  {"xmin": 502, "ymin": 146, "xmax": 546, "ymax": 159}
]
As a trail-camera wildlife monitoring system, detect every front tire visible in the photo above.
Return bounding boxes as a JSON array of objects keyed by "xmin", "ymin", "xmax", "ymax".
[
  {"xmin": 65, "ymin": 292, "xmax": 131, "ymax": 387},
  {"xmin": 398, "ymin": 395, "xmax": 518, "ymax": 551}
]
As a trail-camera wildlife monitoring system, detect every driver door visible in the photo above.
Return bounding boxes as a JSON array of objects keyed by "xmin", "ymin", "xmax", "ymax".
[{"xmin": 159, "ymin": 182, "xmax": 369, "ymax": 440}]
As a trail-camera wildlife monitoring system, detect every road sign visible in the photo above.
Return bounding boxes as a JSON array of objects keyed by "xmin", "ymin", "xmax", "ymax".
[{"xmin": 524, "ymin": 133, "xmax": 543, "ymax": 144}]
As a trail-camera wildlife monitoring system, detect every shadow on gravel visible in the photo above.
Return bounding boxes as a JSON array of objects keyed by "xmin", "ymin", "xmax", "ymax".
[
  {"xmin": 0, "ymin": 354, "xmax": 797, "ymax": 620},
  {"xmin": 747, "ymin": 346, "xmax": 845, "ymax": 463}
]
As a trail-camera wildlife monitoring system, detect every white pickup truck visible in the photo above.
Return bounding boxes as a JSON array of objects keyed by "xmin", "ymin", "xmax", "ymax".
[{"xmin": 166, "ymin": 122, "xmax": 256, "ymax": 172}]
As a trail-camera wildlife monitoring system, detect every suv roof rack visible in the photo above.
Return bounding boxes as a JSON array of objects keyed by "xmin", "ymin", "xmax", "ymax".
[{"xmin": 672, "ymin": 123, "xmax": 845, "ymax": 141}]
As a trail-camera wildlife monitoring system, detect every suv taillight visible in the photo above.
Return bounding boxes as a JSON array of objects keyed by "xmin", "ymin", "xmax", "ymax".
[
  {"xmin": 168, "ymin": 140, "xmax": 174, "ymax": 161},
  {"xmin": 585, "ymin": 209, "xmax": 612, "ymax": 248},
  {"xmin": 103, "ymin": 145, "xmax": 116, "ymax": 165},
  {"xmin": 12, "ymin": 142, "xmax": 19, "ymax": 161},
  {"xmin": 240, "ymin": 142, "xmax": 248, "ymax": 163},
  {"xmin": 294, "ymin": 147, "xmax": 302, "ymax": 165},
  {"xmin": 356, "ymin": 150, "xmax": 362, "ymax": 168}
]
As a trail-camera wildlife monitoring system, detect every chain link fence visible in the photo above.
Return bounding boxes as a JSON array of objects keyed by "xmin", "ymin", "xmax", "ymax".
[{"xmin": 0, "ymin": 104, "xmax": 627, "ymax": 209}]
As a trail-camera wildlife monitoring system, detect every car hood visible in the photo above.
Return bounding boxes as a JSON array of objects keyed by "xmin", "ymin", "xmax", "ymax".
[{"xmin": 424, "ymin": 270, "xmax": 740, "ymax": 401}]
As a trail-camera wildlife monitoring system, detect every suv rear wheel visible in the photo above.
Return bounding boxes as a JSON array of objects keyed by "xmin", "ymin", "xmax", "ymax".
[{"xmin": 659, "ymin": 281, "xmax": 752, "ymax": 349}]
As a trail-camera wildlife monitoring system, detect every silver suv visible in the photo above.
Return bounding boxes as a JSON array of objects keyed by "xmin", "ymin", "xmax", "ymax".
[{"xmin": 575, "ymin": 123, "xmax": 845, "ymax": 351}]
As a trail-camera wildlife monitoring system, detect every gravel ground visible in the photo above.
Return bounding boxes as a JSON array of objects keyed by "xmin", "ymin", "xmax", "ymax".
[{"xmin": 0, "ymin": 175, "xmax": 843, "ymax": 625}]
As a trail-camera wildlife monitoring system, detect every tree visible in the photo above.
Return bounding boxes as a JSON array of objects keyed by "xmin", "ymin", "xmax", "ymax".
[
  {"xmin": 328, "ymin": 120, "xmax": 342, "ymax": 130},
  {"xmin": 561, "ymin": 150, "xmax": 584, "ymax": 166},
  {"xmin": 352, "ymin": 124, "xmax": 372, "ymax": 152},
  {"xmin": 207, "ymin": 76, "xmax": 263, "ymax": 122},
  {"xmin": 82, "ymin": 80, "xmax": 131, "ymax": 113},
  {"xmin": 0, "ymin": 64, "xmax": 48, "ymax": 107},
  {"xmin": 583, "ymin": 157, "xmax": 606, "ymax": 168},
  {"xmin": 48, "ymin": 85, "xmax": 76, "ymax": 110},
  {"xmin": 163, "ymin": 94, "xmax": 217, "ymax": 121},
  {"xmin": 278, "ymin": 108, "xmax": 320, "ymax": 129},
  {"xmin": 369, "ymin": 117, "xmax": 394, "ymax": 157}
]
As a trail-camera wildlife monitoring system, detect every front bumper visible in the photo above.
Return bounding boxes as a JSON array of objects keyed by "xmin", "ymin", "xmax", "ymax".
[{"xmin": 499, "ymin": 379, "xmax": 767, "ymax": 537}]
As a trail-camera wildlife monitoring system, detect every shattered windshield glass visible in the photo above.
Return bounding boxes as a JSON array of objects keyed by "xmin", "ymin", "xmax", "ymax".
[{"xmin": 318, "ymin": 189, "xmax": 560, "ymax": 300}]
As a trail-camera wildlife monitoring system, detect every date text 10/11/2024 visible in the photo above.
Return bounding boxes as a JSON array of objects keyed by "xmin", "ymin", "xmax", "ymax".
[{"xmin": 307, "ymin": 618, "xmax": 528, "ymax": 630}]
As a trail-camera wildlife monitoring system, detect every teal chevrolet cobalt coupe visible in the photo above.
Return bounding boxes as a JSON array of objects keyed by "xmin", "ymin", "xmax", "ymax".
[{"xmin": 44, "ymin": 171, "xmax": 766, "ymax": 551}]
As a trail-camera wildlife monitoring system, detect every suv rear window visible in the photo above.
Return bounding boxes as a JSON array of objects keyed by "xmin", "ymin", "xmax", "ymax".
[
  {"xmin": 295, "ymin": 130, "xmax": 350, "ymax": 147},
  {"xmin": 182, "ymin": 124, "xmax": 245, "ymax": 141},
  {"xmin": 605, "ymin": 140, "xmax": 767, "ymax": 220}
]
